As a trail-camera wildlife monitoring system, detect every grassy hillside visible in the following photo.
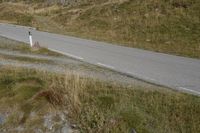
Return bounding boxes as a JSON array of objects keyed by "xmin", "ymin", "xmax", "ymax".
[
  {"xmin": 0, "ymin": 0, "xmax": 200, "ymax": 58},
  {"xmin": 0, "ymin": 36, "xmax": 200, "ymax": 132},
  {"xmin": 0, "ymin": 67, "xmax": 200, "ymax": 133}
]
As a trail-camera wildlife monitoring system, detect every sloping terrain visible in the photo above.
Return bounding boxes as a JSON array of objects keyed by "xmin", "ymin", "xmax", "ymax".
[
  {"xmin": 0, "ymin": 37, "xmax": 200, "ymax": 133},
  {"xmin": 0, "ymin": 36, "xmax": 146, "ymax": 86},
  {"xmin": 0, "ymin": 0, "xmax": 200, "ymax": 58}
]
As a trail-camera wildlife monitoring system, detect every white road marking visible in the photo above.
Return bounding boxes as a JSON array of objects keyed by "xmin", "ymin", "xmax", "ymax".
[
  {"xmin": 48, "ymin": 48, "xmax": 84, "ymax": 60},
  {"xmin": 178, "ymin": 87, "xmax": 200, "ymax": 95},
  {"xmin": 97, "ymin": 62, "xmax": 115, "ymax": 69},
  {"xmin": 145, "ymin": 77, "xmax": 156, "ymax": 82},
  {"xmin": 128, "ymin": 72, "xmax": 156, "ymax": 82}
]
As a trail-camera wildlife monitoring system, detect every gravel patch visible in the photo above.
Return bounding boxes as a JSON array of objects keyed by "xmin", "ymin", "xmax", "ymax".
[
  {"xmin": 0, "ymin": 36, "xmax": 164, "ymax": 89},
  {"xmin": 0, "ymin": 48, "xmax": 162, "ymax": 89}
]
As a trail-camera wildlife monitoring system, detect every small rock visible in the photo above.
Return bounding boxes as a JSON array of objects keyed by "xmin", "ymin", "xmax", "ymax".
[
  {"xmin": 34, "ymin": 128, "xmax": 43, "ymax": 133},
  {"xmin": 30, "ymin": 112, "xmax": 36, "ymax": 118},
  {"xmin": 165, "ymin": 41, "xmax": 171, "ymax": 44},
  {"xmin": 144, "ymin": 13, "xmax": 149, "ymax": 18},
  {"xmin": 146, "ymin": 39, "xmax": 151, "ymax": 42},
  {"xmin": 70, "ymin": 124, "xmax": 77, "ymax": 129},
  {"xmin": 130, "ymin": 128, "xmax": 137, "ymax": 133},
  {"xmin": 61, "ymin": 125, "xmax": 73, "ymax": 133},
  {"xmin": 59, "ymin": 113, "xmax": 66, "ymax": 121},
  {"xmin": 155, "ymin": 8, "xmax": 159, "ymax": 12},
  {"xmin": 0, "ymin": 114, "xmax": 5, "ymax": 125},
  {"xmin": 16, "ymin": 126, "xmax": 24, "ymax": 132},
  {"xmin": 44, "ymin": 114, "xmax": 53, "ymax": 130}
]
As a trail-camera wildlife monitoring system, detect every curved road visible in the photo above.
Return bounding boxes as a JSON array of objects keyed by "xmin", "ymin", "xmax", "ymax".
[{"xmin": 0, "ymin": 23, "xmax": 200, "ymax": 95}]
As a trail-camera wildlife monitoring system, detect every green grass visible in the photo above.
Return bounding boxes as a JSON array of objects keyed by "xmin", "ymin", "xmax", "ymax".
[
  {"xmin": 0, "ymin": 67, "xmax": 50, "ymax": 127},
  {"xmin": 0, "ymin": 67, "xmax": 199, "ymax": 133}
]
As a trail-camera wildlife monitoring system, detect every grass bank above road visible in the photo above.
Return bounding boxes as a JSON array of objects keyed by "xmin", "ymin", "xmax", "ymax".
[
  {"xmin": 0, "ymin": 53, "xmax": 54, "ymax": 64},
  {"xmin": 0, "ymin": 0, "xmax": 200, "ymax": 58},
  {"xmin": 0, "ymin": 66, "xmax": 199, "ymax": 133},
  {"xmin": 0, "ymin": 36, "xmax": 62, "ymax": 56}
]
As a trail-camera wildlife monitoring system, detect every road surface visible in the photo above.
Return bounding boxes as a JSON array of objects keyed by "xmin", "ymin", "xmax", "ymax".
[{"xmin": 0, "ymin": 23, "xmax": 200, "ymax": 95}]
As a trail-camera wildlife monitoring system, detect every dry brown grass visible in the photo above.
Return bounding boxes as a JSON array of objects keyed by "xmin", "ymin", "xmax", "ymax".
[
  {"xmin": 0, "ymin": 66, "xmax": 200, "ymax": 132},
  {"xmin": 1, "ymin": 1, "xmax": 200, "ymax": 58}
]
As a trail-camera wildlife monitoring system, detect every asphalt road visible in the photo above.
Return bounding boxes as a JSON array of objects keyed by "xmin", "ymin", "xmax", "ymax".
[{"xmin": 0, "ymin": 23, "xmax": 200, "ymax": 95}]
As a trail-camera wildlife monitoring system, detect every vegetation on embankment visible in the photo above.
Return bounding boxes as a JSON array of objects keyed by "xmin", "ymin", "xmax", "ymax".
[
  {"xmin": 0, "ymin": 0, "xmax": 200, "ymax": 58},
  {"xmin": 0, "ymin": 66, "xmax": 199, "ymax": 133},
  {"xmin": 0, "ymin": 36, "xmax": 61, "ymax": 56}
]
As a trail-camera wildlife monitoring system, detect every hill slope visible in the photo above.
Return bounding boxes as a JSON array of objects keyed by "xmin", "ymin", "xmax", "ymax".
[
  {"xmin": 0, "ymin": 37, "xmax": 200, "ymax": 132},
  {"xmin": 0, "ymin": 0, "xmax": 200, "ymax": 58}
]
